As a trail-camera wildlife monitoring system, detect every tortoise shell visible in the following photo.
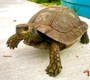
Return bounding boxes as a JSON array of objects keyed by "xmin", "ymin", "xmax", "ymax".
[{"xmin": 28, "ymin": 6, "xmax": 88, "ymax": 47}]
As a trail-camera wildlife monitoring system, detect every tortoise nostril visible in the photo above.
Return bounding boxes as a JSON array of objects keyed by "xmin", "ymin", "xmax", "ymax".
[{"xmin": 23, "ymin": 26, "xmax": 28, "ymax": 31}]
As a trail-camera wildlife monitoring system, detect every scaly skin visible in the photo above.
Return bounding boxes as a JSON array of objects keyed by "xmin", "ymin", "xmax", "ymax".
[
  {"xmin": 46, "ymin": 42, "xmax": 62, "ymax": 77},
  {"xmin": 80, "ymin": 32, "xmax": 89, "ymax": 44},
  {"xmin": 6, "ymin": 34, "xmax": 22, "ymax": 49}
]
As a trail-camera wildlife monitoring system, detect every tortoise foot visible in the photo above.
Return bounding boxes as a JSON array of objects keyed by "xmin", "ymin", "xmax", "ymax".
[
  {"xmin": 7, "ymin": 34, "xmax": 22, "ymax": 49},
  {"xmin": 80, "ymin": 38, "xmax": 89, "ymax": 44},
  {"xmin": 45, "ymin": 63, "xmax": 62, "ymax": 77}
]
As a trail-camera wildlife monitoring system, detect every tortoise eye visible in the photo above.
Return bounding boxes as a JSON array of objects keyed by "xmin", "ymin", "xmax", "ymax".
[{"xmin": 23, "ymin": 26, "xmax": 28, "ymax": 31}]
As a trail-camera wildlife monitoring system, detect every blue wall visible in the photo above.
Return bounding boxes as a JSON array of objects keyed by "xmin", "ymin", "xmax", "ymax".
[{"xmin": 61, "ymin": 0, "xmax": 90, "ymax": 19}]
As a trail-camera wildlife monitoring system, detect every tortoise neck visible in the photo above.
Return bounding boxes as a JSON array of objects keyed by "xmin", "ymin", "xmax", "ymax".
[{"xmin": 28, "ymin": 28, "xmax": 42, "ymax": 42}]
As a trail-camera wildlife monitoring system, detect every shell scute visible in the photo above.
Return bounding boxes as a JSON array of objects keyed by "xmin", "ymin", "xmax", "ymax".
[
  {"xmin": 34, "ymin": 12, "xmax": 56, "ymax": 25},
  {"xmin": 51, "ymin": 13, "xmax": 73, "ymax": 33},
  {"xmin": 46, "ymin": 30, "xmax": 60, "ymax": 41}
]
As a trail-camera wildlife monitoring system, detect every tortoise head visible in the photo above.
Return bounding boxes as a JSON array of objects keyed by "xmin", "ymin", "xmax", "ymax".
[{"xmin": 16, "ymin": 23, "xmax": 36, "ymax": 39}]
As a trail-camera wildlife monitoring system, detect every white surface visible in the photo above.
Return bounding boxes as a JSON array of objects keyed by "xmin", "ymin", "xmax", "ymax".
[{"xmin": 0, "ymin": 0, "xmax": 90, "ymax": 80}]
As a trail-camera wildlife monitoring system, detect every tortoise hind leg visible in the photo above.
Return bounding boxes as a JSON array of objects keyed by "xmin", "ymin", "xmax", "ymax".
[
  {"xmin": 80, "ymin": 32, "xmax": 89, "ymax": 44},
  {"xmin": 45, "ymin": 41, "xmax": 62, "ymax": 77}
]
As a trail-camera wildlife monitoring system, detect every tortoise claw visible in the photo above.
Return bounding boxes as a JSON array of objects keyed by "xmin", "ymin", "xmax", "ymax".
[
  {"xmin": 12, "ymin": 47, "xmax": 14, "ymax": 50},
  {"xmin": 7, "ymin": 45, "xmax": 8, "ymax": 47},
  {"xmin": 45, "ymin": 63, "xmax": 62, "ymax": 77}
]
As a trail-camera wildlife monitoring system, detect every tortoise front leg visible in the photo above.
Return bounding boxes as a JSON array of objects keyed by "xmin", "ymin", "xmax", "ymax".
[
  {"xmin": 7, "ymin": 34, "xmax": 22, "ymax": 49},
  {"xmin": 46, "ymin": 42, "xmax": 62, "ymax": 77}
]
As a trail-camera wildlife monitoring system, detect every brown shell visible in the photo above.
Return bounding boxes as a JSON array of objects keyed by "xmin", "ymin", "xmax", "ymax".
[{"xmin": 28, "ymin": 6, "xmax": 88, "ymax": 47}]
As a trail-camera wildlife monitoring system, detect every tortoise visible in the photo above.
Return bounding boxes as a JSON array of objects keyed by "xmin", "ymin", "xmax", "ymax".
[{"xmin": 7, "ymin": 6, "xmax": 89, "ymax": 77}]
